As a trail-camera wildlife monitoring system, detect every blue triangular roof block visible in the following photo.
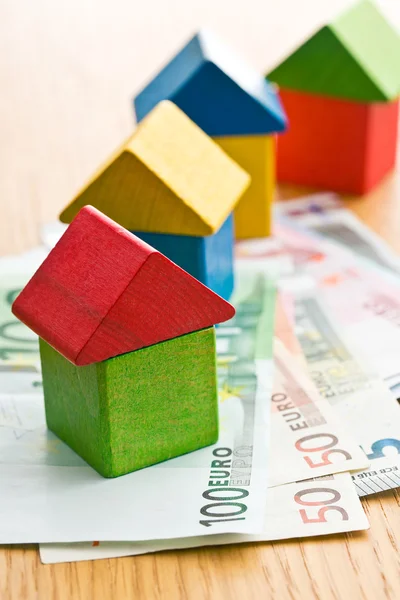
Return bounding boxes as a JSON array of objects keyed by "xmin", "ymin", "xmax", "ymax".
[{"xmin": 134, "ymin": 30, "xmax": 287, "ymax": 137}]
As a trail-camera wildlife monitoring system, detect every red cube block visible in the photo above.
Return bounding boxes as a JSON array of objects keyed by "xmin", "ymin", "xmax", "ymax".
[{"xmin": 277, "ymin": 88, "xmax": 399, "ymax": 195}]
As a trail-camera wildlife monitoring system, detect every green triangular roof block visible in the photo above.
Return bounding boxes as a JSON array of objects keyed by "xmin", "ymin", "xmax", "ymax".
[{"xmin": 268, "ymin": 0, "xmax": 400, "ymax": 102}]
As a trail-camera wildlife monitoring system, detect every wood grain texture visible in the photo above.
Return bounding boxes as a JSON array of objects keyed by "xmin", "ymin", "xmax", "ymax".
[
  {"xmin": 12, "ymin": 205, "xmax": 152, "ymax": 365},
  {"xmin": 134, "ymin": 30, "xmax": 287, "ymax": 137},
  {"xmin": 40, "ymin": 328, "xmax": 219, "ymax": 477},
  {"xmin": 3, "ymin": 0, "xmax": 400, "ymax": 597},
  {"xmin": 60, "ymin": 101, "xmax": 250, "ymax": 236},
  {"xmin": 277, "ymin": 89, "xmax": 399, "ymax": 194},
  {"xmin": 133, "ymin": 215, "xmax": 235, "ymax": 300},
  {"xmin": 268, "ymin": 1, "xmax": 400, "ymax": 102},
  {"xmin": 12, "ymin": 205, "xmax": 235, "ymax": 365},
  {"xmin": 214, "ymin": 134, "xmax": 276, "ymax": 238}
]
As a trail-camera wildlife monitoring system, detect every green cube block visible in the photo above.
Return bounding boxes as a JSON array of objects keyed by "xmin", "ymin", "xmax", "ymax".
[{"xmin": 40, "ymin": 327, "xmax": 218, "ymax": 477}]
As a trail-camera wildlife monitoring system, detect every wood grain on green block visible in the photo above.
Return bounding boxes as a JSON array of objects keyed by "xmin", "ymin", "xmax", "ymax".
[
  {"xmin": 268, "ymin": 1, "xmax": 400, "ymax": 102},
  {"xmin": 40, "ymin": 338, "xmax": 109, "ymax": 475},
  {"xmin": 40, "ymin": 327, "xmax": 219, "ymax": 478}
]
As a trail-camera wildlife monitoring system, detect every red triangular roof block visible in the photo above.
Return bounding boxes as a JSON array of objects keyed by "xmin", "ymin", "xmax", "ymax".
[{"xmin": 12, "ymin": 206, "xmax": 235, "ymax": 365}]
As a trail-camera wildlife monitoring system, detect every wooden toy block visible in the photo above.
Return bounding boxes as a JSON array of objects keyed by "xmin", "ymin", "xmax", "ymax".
[
  {"xmin": 59, "ymin": 102, "xmax": 249, "ymax": 297},
  {"xmin": 268, "ymin": 0, "xmax": 400, "ymax": 194},
  {"xmin": 133, "ymin": 30, "xmax": 287, "ymax": 137},
  {"xmin": 268, "ymin": 0, "xmax": 400, "ymax": 103},
  {"xmin": 13, "ymin": 207, "xmax": 234, "ymax": 477},
  {"xmin": 277, "ymin": 88, "xmax": 399, "ymax": 195},
  {"xmin": 134, "ymin": 31, "xmax": 286, "ymax": 238},
  {"xmin": 40, "ymin": 327, "xmax": 219, "ymax": 478},
  {"xmin": 364, "ymin": 98, "xmax": 400, "ymax": 192},
  {"xmin": 60, "ymin": 101, "xmax": 250, "ymax": 235},
  {"xmin": 133, "ymin": 214, "xmax": 234, "ymax": 300},
  {"xmin": 131, "ymin": 32, "xmax": 286, "ymax": 240},
  {"xmin": 12, "ymin": 205, "xmax": 235, "ymax": 365},
  {"xmin": 214, "ymin": 135, "xmax": 275, "ymax": 239}
]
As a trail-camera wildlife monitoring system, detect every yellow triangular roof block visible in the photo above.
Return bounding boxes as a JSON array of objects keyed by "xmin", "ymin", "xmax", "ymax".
[{"xmin": 60, "ymin": 101, "xmax": 251, "ymax": 236}]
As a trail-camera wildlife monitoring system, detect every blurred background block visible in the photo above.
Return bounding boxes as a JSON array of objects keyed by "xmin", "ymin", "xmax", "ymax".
[{"xmin": 2, "ymin": 0, "xmax": 399, "ymax": 254}]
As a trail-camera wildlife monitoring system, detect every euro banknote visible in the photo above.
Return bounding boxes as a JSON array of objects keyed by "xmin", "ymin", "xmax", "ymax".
[
  {"xmin": 276, "ymin": 223, "xmax": 400, "ymax": 389},
  {"xmin": 269, "ymin": 340, "xmax": 369, "ymax": 487},
  {"xmin": 38, "ymin": 341, "xmax": 370, "ymax": 563},
  {"xmin": 276, "ymin": 192, "xmax": 400, "ymax": 274},
  {"xmin": 0, "ymin": 249, "xmax": 46, "ymax": 396},
  {"xmin": 0, "ymin": 276, "xmax": 39, "ymax": 367},
  {"xmin": 0, "ymin": 266, "xmax": 275, "ymax": 543},
  {"xmin": 275, "ymin": 192, "xmax": 341, "ymax": 220},
  {"xmin": 237, "ymin": 228, "xmax": 400, "ymax": 496},
  {"xmin": 274, "ymin": 294, "xmax": 305, "ymax": 364},
  {"xmin": 281, "ymin": 287, "xmax": 400, "ymax": 496},
  {"xmin": 39, "ymin": 335, "xmax": 369, "ymax": 563},
  {"xmin": 40, "ymin": 472, "xmax": 369, "ymax": 563}
]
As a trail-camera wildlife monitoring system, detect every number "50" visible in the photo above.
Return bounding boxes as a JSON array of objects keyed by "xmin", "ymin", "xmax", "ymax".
[
  {"xmin": 295, "ymin": 487, "xmax": 349, "ymax": 524},
  {"xmin": 295, "ymin": 433, "xmax": 352, "ymax": 468}
]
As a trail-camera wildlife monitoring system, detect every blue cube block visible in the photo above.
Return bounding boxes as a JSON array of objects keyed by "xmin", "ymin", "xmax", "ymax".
[
  {"xmin": 132, "ymin": 215, "xmax": 234, "ymax": 300},
  {"xmin": 134, "ymin": 30, "xmax": 287, "ymax": 137}
]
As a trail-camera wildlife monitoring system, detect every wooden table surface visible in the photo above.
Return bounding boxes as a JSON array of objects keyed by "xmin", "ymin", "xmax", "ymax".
[{"xmin": 2, "ymin": 0, "xmax": 400, "ymax": 598}]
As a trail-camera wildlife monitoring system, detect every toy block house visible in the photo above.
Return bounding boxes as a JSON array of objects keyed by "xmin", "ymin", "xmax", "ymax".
[
  {"xmin": 12, "ymin": 206, "xmax": 235, "ymax": 478},
  {"xmin": 268, "ymin": 0, "xmax": 400, "ymax": 195},
  {"xmin": 133, "ymin": 30, "xmax": 287, "ymax": 239},
  {"xmin": 60, "ymin": 101, "xmax": 249, "ymax": 301}
]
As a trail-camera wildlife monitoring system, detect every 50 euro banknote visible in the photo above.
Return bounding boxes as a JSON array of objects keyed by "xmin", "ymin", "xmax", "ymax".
[
  {"xmin": 237, "ymin": 230, "xmax": 400, "ymax": 496},
  {"xmin": 279, "ymin": 284, "xmax": 400, "ymax": 497},
  {"xmin": 269, "ymin": 340, "xmax": 368, "ymax": 487}
]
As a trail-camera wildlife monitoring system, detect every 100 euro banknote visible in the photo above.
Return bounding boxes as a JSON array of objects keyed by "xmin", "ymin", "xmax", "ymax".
[{"xmin": 40, "ymin": 472, "xmax": 369, "ymax": 564}]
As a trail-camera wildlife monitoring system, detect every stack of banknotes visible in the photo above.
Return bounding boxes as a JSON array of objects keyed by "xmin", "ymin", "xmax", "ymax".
[{"xmin": 2, "ymin": 193, "xmax": 400, "ymax": 564}]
